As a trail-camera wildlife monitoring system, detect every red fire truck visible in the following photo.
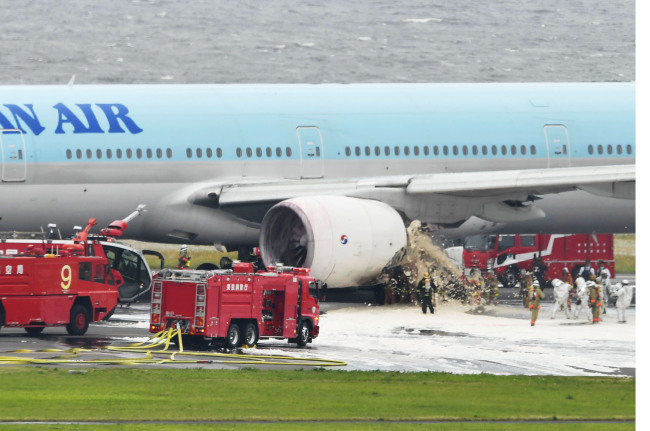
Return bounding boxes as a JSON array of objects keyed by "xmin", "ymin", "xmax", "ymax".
[
  {"xmin": 0, "ymin": 246, "xmax": 121, "ymax": 335},
  {"xmin": 150, "ymin": 262, "xmax": 320, "ymax": 348},
  {"xmin": 462, "ymin": 234, "xmax": 615, "ymax": 287},
  {"xmin": 0, "ymin": 206, "xmax": 160, "ymax": 304}
]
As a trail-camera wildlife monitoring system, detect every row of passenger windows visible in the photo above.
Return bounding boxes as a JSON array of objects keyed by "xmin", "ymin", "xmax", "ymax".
[
  {"xmin": 65, "ymin": 146, "xmax": 297, "ymax": 160},
  {"xmin": 65, "ymin": 143, "xmax": 634, "ymax": 160},
  {"xmin": 588, "ymin": 144, "xmax": 633, "ymax": 155},
  {"xmin": 344, "ymin": 144, "xmax": 539, "ymax": 157}
]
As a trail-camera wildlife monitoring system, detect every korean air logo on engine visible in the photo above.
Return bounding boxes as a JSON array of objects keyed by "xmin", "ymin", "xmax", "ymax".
[{"xmin": 340, "ymin": 235, "xmax": 348, "ymax": 245}]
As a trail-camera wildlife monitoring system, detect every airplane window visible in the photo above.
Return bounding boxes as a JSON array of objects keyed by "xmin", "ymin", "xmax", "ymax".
[
  {"xmin": 96, "ymin": 149, "xmax": 102, "ymax": 159},
  {"xmin": 355, "ymin": 146, "xmax": 361, "ymax": 156},
  {"xmin": 511, "ymin": 145, "xmax": 517, "ymax": 155},
  {"xmin": 266, "ymin": 147, "xmax": 272, "ymax": 157},
  {"xmin": 246, "ymin": 147, "xmax": 252, "ymax": 157},
  {"xmin": 607, "ymin": 145, "xmax": 613, "ymax": 155},
  {"xmin": 126, "ymin": 149, "xmax": 133, "ymax": 159},
  {"xmin": 66, "ymin": 149, "xmax": 72, "ymax": 159},
  {"xmin": 531, "ymin": 146, "xmax": 537, "ymax": 155},
  {"xmin": 472, "ymin": 145, "xmax": 478, "ymax": 156},
  {"xmin": 286, "ymin": 147, "xmax": 292, "ymax": 157},
  {"xmin": 256, "ymin": 147, "xmax": 262, "ymax": 157},
  {"xmin": 520, "ymin": 145, "xmax": 527, "ymax": 155},
  {"xmin": 136, "ymin": 149, "xmax": 143, "ymax": 159},
  {"xmin": 206, "ymin": 148, "xmax": 213, "ymax": 157},
  {"xmin": 345, "ymin": 147, "xmax": 351, "ymax": 157},
  {"xmin": 453, "ymin": 146, "xmax": 458, "ymax": 156},
  {"xmin": 482, "ymin": 145, "xmax": 488, "ymax": 156},
  {"xmin": 597, "ymin": 145, "xmax": 603, "ymax": 155},
  {"xmin": 216, "ymin": 148, "xmax": 222, "ymax": 158},
  {"xmin": 588, "ymin": 145, "xmax": 594, "ymax": 155},
  {"xmin": 626, "ymin": 145, "xmax": 632, "ymax": 154},
  {"xmin": 107, "ymin": 149, "xmax": 113, "ymax": 159},
  {"xmin": 617, "ymin": 145, "xmax": 622, "ymax": 155},
  {"xmin": 414, "ymin": 146, "xmax": 420, "ymax": 156},
  {"xmin": 443, "ymin": 146, "xmax": 448, "ymax": 156},
  {"xmin": 424, "ymin": 146, "xmax": 430, "ymax": 156},
  {"xmin": 195, "ymin": 148, "xmax": 202, "ymax": 158},
  {"xmin": 156, "ymin": 148, "xmax": 163, "ymax": 158},
  {"xmin": 76, "ymin": 149, "xmax": 82, "ymax": 159},
  {"xmin": 384, "ymin": 146, "xmax": 390, "ymax": 156},
  {"xmin": 166, "ymin": 148, "xmax": 172, "ymax": 158},
  {"xmin": 117, "ymin": 149, "xmax": 123, "ymax": 159},
  {"xmin": 187, "ymin": 148, "xmax": 193, "ymax": 158},
  {"xmin": 462, "ymin": 145, "xmax": 467, "ymax": 156},
  {"xmin": 501, "ymin": 145, "xmax": 507, "ymax": 155},
  {"xmin": 365, "ymin": 146, "xmax": 370, "ymax": 156},
  {"xmin": 276, "ymin": 147, "xmax": 282, "ymax": 157},
  {"xmin": 433, "ymin": 146, "xmax": 438, "ymax": 156},
  {"xmin": 146, "ymin": 149, "xmax": 152, "ymax": 159},
  {"xmin": 394, "ymin": 146, "xmax": 400, "ymax": 156},
  {"xmin": 491, "ymin": 145, "xmax": 497, "ymax": 156},
  {"xmin": 86, "ymin": 149, "xmax": 92, "ymax": 159},
  {"xmin": 404, "ymin": 146, "xmax": 410, "ymax": 156},
  {"xmin": 375, "ymin": 146, "xmax": 380, "ymax": 156}
]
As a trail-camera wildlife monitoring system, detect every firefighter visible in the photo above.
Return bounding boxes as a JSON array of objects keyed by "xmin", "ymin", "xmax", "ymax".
[
  {"xmin": 177, "ymin": 244, "xmax": 191, "ymax": 269},
  {"xmin": 612, "ymin": 280, "xmax": 632, "ymax": 323},
  {"xmin": 528, "ymin": 279, "xmax": 545, "ymax": 326},
  {"xmin": 560, "ymin": 267, "xmax": 574, "ymax": 311},
  {"xmin": 596, "ymin": 260, "xmax": 612, "ymax": 307},
  {"xmin": 572, "ymin": 277, "xmax": 591, "ymax": 321},
  {"xmin": 579, "ymin": 259, "xmax": 595, "ymax": 281},
  {"xmin": 484, "ymin": 269, "xmax": 499, "ymax": 306},
  {"xmin": 550, "ymin": 279, "xmax": 571, "ymax": 319},
  {"xmin": 417, "ymin": 271, "xmax": 436, "ymax": 314},
  {"xmin": 587, "ymin": 280, "xmax": 602, "ymax": 324}
]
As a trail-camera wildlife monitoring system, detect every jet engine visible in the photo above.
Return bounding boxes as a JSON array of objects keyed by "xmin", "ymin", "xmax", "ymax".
[{"xmin": 259, "ymin": 196, "xmax": 407, "ymax": 288}]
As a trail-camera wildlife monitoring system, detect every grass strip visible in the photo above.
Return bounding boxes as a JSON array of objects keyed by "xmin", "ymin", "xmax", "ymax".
[{"xmin": 0, "ymin": 368, "xmax": 634, "ymax": 422}]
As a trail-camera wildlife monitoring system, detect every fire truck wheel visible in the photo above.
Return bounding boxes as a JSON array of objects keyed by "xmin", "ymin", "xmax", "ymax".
[
  {"xmin": 243, "ymin": 323, "xmax": 259, "ymax": 347},
  {"xmin": 226, "ymin": 323, "xmax": 242, "ymax": 349},
  {"xmin": 66, "ymin": 305, "xmax": 91, "ymax": 336},
  {"xmin": 25, "ymin": 327, "xmax": 45, "ymax": 335},
  {"xmin": 296, "ymin": 321, "xmax": 311, "ymax": 347}
]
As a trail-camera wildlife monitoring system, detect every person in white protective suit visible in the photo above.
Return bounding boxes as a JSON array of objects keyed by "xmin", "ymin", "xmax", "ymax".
[
  {"xmin": 550, "ymin": 279, "xmax": 571, "ymax": 319},
  {"xmin": 572, "ymin": 277, "xmax": 592, "ymax": 321},
  {"xmin": 611, "ymin": 279, "xmax": 634, "ymax": 323}
]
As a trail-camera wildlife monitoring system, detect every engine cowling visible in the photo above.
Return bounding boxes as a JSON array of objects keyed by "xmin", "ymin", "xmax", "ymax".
[{"xmin": 259, "ymin": 196, "xmax": 407, "ymax": 288}]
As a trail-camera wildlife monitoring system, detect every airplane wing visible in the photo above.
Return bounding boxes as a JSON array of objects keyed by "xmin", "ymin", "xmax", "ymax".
[{"xmin": 194, "ymin": 164, "xmax": 633, "ymax": 204}]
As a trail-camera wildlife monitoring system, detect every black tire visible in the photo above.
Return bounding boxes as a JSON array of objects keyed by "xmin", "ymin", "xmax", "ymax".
[
  {"xmin": 242, "ymin": 323, "xmax": 259, "ymax": 347},
  {"xmin": 296, "ymin": 320, "xmax": 311, "ymax": 347},
  {"xmin": 25, "ymin": 327, "xmax": 44, "ymax": 335},
  {"xmin": 0, "ymin": 307, "xmax": 4, "ymax": 332},
  {"xmin": 225, "ymin": 323, "xmax": 241, "ymax": 349},
  {"xmin": 502, "ymin": 267, "xmax": 519, "ymax": 289},
  {"xmin": 66, "ymin": 304, "xmax": 91, "ymax": 335},
  {"xmin": 197, "ymin": 263, "xmax": 219, "ymax": 270}
]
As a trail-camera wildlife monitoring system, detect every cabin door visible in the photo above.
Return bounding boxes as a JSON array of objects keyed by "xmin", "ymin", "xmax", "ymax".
[
  {"xmin": 0, "ymin": 129, "xmax": 27, "ymax": 182},
  {"xmin": 296, "ymin": 126, "xmax": 324, "ymax": 179}
]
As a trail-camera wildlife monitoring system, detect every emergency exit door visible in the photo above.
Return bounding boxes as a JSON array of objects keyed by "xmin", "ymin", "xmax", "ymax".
[
  {"xmin": 1, "ymin": 129, "xmax": 27, "ymax": 182},
  {"xmin": 544, "ymin": 125, "xmax": 571, "ymax": 168},
  {"xmin": 296, "ymin": 126, "xmax": 324, "ymax": 179}
]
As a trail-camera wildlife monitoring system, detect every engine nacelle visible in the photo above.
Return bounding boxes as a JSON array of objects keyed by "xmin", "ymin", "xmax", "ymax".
[{"xmin": 260, "ymin": 196, "xmax": 407, "ymax": 288}]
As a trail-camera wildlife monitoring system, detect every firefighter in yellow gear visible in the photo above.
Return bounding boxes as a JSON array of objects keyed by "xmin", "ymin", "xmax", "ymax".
[
  {"xmin": 484, "ymin": 269, "xmax": 499, "ymax": 306},
  {"xmin": 177, "ymin": 244, "xmax": 191, "ymax": 270},
  {"xmin": 528, "ymin": 279, "xmax": 545, "ymax": 326},
  {"xmin": 587, "ymin": 280, "xmax": 602, "ymax": 324}
]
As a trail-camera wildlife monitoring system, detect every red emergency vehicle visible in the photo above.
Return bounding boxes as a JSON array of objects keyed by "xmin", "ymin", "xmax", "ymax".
[
  {"xmin": 0, "ymin": 248, "xmax": 121, "ymax": 335},
  {"xmin": 462, "ymin": 234, "xmax": 615, "ymax": 287},
  {"xmin": 150, "ymin": 262, "xmax": 320, "ymax": 348}
]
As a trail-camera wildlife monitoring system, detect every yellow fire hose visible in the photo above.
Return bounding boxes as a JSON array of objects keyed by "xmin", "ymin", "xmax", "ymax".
[{"xmin": 0, "ymin": 325, "xmax": 346, "ymax": 367}]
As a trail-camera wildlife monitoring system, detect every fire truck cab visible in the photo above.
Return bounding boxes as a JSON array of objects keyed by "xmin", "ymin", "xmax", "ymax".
[
  {"xmin": 0, "ymin": 248, "xmax": 121, "ymax": 335},
  {"xmin": 150, "ymin": 263, "xmax": 320, "ymax": 348}
]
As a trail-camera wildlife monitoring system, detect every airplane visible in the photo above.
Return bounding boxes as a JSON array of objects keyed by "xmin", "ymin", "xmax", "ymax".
[{"xmin": 0, "ymin": 82, "xmax": 635, "ymax": 288}]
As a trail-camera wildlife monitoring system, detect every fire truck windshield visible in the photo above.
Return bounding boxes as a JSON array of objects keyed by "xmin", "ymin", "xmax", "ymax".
[{"xmin": 463, "ymin": 235, "xmax": 497, "ymax": 252}]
